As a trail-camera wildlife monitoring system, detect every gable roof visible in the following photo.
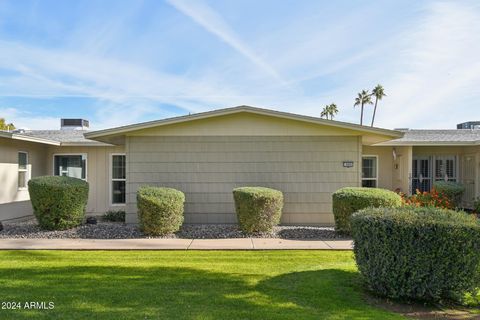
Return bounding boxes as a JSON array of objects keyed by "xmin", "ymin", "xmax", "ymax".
[
  {"xmin": 85, "ymin": 105, "xmax": 403, "ymax": 143},
  {"xmin": 375, "ymin": 129, "xmax": 480, "ymax": 146}
]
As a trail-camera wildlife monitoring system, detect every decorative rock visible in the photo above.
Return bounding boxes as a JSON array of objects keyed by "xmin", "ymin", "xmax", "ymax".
[{"xmin": 0, "ymin": 220, "xmax": 350, "ymax": 240}]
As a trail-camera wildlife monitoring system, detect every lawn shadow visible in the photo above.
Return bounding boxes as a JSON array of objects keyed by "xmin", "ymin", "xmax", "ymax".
[{"xmin": 0, "ymin": 259, "xmax": 401, "ymax": 319}]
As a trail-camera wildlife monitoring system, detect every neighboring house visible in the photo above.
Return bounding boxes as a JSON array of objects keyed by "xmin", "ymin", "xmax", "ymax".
[{"xmin": 0, "ymin": 106, "xmax": 479, "ymax": 224}]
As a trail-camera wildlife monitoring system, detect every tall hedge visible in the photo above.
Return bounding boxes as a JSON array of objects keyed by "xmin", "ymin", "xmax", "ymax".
[
  {"xmin": 28, "ymin": 176, "xmax": 89, "ymax": 230},
  {"xmin": 433, "ymin": 181, "xmax": 465, "ymax": 208},
  {"xmin": 332, "ymin": 187, "xmax": 402, "ymax": 234},
  {"xmin": 137, "ymin": 186, "xmax": 185, "ymax": 236},
  {"xmin": 233, "ymin": 187, "xmax": 283, "ymax": 233},
  {"xmin": 351, "ymin": 206, "xmax": 480, "ymax": 303}
]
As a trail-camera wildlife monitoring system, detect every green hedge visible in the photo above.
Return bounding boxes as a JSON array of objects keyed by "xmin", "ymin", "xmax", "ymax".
[
  {"xmin": 28, "ymin": 176, "xmax": 89, "ymax": 230},
  {"xmin": 137, "ymin": 186, "xmax": 185, "ymax": 236},
  {"xmin": 351, "ymin": 206, "xmax": 480, "ymax": 303},
  {"xmin": 233, "ymin": 187, "xmax": 283, "ymax": 233},
  {"xmin": 102, "ymin": 210, "xmax": 126, "ymax": 222},
  {"xmin": 433, "ymin": 181, "xmax": 465, "ymax": 208},
  {"xmin": 332, "ymin": 187, "xmax": 402, "ymax": 234}
]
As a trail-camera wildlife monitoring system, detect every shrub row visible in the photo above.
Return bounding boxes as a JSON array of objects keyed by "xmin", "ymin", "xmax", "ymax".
[
  {"xmin": 351, "ymin": 206, "xmax": 480, "ymax": 303},
  {"xmin": 138, "ymin": 186, "xmax": 284, "ymax": 236},
  {"xmin": 28, "ymin": 176, "xmax": 284, "ymax": 235}
]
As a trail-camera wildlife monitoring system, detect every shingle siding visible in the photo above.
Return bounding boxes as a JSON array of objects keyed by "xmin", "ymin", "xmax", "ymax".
[{"xmin": 126, "ymin": 135, "xmax": 360, "ymax": 225}]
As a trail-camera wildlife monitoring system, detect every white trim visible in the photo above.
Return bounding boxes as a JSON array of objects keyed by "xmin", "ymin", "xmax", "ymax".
[
  {"xmin": 52, "ymin": 153, "xmax": 88, "ymax": 181},
  {"xmin": 361, "ymin": 155, "xmax": 379, "ymax": 188},
  {"xmin": 17, "ymin": 151, "xmax": 29, "ymax": 190},
  {"xmin": 109, "ymin": 153, "xmax": 126, "ymax": 206}
]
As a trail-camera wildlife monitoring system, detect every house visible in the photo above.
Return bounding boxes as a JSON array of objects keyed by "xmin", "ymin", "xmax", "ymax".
[{"xmin": 1, "ymin": 106, "xmax": 479, "ymax": 224}]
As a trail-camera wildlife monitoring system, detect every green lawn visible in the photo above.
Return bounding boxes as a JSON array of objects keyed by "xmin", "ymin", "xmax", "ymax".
[{"xmin": 0, "ymin": 250, "xmax": 405, "ymax": 319}]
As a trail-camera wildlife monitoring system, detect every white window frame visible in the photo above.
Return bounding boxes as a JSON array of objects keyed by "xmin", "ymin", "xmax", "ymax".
[
  {"xmin": 410, "ymin": 154, "xmax": 459, "ymax": 194},
  {"xmin": 110, "ymin": 153, "xmax": 126, "ymax": 206},
  {"xmin": 433, "ymin": 155, "xmax": 458, "ymax": 182},
  {"xmin": 18, "ymin": 151, "xmax": 29, "ymax": 190},
  {"xmin": 361, "ymin": 155, "xmax": 378, "ymax": 188},
  {"xmin": 53, "ymin": 153, "xmax": 88, "ymax": 181}
]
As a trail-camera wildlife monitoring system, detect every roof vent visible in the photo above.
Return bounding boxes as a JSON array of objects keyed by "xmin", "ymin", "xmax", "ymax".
[
  {"xmin": 61, "ymin": 119, "xmax": 89, "ymax": 130},
  {"xmin": 457, "ymin": 121, "xmax": 480, "ymax": 129}
]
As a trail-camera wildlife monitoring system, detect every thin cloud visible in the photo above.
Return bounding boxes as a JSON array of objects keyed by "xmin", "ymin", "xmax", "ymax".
[{"xmin": 166, "ymin": 0, "xmax": 285, "ymax": 84}]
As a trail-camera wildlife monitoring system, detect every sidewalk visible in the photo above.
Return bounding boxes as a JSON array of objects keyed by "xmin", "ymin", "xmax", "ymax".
[{"xmin": 0, "ymin": 238, "xmax": 353, "ymax": 250}]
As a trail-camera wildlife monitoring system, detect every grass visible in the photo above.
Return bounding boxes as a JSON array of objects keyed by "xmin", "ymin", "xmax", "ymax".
[{"xmin": 0, "ymin": 250, "xmax": 406, "ymax": 319}]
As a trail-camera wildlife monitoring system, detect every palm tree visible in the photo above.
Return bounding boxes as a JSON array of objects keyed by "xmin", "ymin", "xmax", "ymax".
[
  {"xmin": 327, "ymin": 103, "xmax": 338, "ymax": 120},
  {"xmin": 321, "ymin": 103, "xmax": 339, "ymax": 120},
  {"xmin": 320, "ymin": 105, "xmax": 329, "ymax": 119},
  {"xmin": 354, "ymin": 90, "xmax": 373, "ymax": 125},
  {"xmin": 371, "ymin": 84, "xmax": 386, "ymax": 127}
]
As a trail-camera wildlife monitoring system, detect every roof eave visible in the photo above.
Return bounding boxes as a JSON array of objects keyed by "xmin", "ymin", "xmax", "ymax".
[
  {"xmin": 0, "ymin": 131, "xmax": 61, "ymax": 145},
  {"xmin": 374, "ymin": 141, "xmax": 480, "ymax": 146}
]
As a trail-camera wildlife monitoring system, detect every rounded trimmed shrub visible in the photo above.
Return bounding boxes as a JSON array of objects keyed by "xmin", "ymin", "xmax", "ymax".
[
  {"xmin": 28, "ymin": 176, "xmax": 89, "ymax": 230},
  {"xmin": 332, "ymin": 187, "xmax": 402, "ymax": 234},
  {"xmin": 233, "ymin": 187, "xmax": 283, "ymax": 234},
  {"xmin": 433, "ymin": 181, "xmax": 465, "ymax": 208},
  {"xmin": 351, "ymin": 206, "xmax": 480, "ymax": 303},
  {"xmin": 137, "ymin": 186, "xmax": 185, "ymax": 236}
]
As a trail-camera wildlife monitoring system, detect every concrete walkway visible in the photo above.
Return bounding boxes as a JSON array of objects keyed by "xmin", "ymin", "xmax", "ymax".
[{"xmin": 0, "ymin": 238, "xmax": 353, "ymax": 250}]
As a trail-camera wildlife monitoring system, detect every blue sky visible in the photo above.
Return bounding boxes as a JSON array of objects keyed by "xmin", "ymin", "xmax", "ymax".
[{"xmin": 0, "ymin": 0, "xmax": 479, "ymax": 130}]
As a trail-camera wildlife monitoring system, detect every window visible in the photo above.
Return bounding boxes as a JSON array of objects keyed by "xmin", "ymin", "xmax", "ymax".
[
  {"xmin": 411, "ymin": 155, "xmax": 457, "ymax": 193},
  {"xmin": 18, "ymin": 152, "xmax": 28, "ymax": 189},
  {"xmin": 54, "ymin": 155, "xmax": 87, "ymax": 179},
  {"xmin": 434, "ymin": 156, "xmax": 457, "ymax": 182},
  {"xmin": 111, "ymin": 154, "xmax": 126, "ymax": 204},
  {"xmin": 362, "ymin": 156, "xmax": 377, "ymax": 188}
]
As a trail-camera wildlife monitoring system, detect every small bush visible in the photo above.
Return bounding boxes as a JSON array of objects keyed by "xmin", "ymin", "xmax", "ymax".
[
  {"xmin": 332, "ymin": 187, "xmax": 402, "ymax": 234},
  {"xmin": 28, "ymin": 176, "xmax": 89, "ymax": 230},
  {"xmin": 402, "ymin": 189, "xmax": 453, "ymax": 209},
  {"xmin": 433, "ymin": 181, "xmax": 465, "ymax": 208},
  {"xmin": 351, "ymin": 206, "xmax": 480, "ymax": 303},
  {"xmin": 137, "ymin": 186, "xmax": 185, "ymax": 236},
  {"xmin": 233, "ymin": 187, "xmax": 283, "ymax": 233},
  {"xmin": 102, "ymin": 210, "xmax": 126, "ymax": 222}
]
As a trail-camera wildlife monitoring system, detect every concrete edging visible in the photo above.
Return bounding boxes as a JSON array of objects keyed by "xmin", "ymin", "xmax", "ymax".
[{"xmin": 0, "ymin": 238, "xmax": 353, "ymax": 250}]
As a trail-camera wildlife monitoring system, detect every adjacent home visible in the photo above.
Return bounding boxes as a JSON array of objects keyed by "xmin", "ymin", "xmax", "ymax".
[{"xmin": 1, "ymin": 106, "xmax": 479, "ymax": 225}]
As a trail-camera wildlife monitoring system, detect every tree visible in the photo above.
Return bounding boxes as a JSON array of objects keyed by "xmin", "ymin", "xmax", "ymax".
[
  {"xmin": 321, "ymin": 103, "xmax": 339, "ymax": 120},
  {"xmin": 327, "ymin": 103, "xmax": 338, "ymax": 120},
  {"xmin": 354, "ymin": 90, "xmax": 373, "ymax": 125},
  {"xmin": 371, "ymin": 84, "xmax": 386, "ymax": 127},
  {"xmin": 0, "ymin": 118, "xmax": 15, "ymax": 131},
  {"xmin": 320, "ymin": 105, "xmax": 329, "ymax": 119}
]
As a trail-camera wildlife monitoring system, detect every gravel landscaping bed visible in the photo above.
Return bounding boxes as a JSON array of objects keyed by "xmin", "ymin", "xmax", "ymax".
[{"xmin": 0, "ymin": 220, "xmax": 350, "ymax": 240}]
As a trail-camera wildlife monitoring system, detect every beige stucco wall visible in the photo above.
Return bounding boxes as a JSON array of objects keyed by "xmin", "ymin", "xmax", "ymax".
[
  {"xmin": 45, "ymin": 145, "xmax": 125, "ymax": 215},
  {"xmin": 0, "ymin": 137, "xmax": 48, "ymax": 220},
  {"xmin": 126, "ymin": 135, "xmax": 361, "ymax": 225},
  {"xmin": 414, "ymin": 145, "xmax": 480, "ymax": 207},
  {"xmin": 362, "ymin": 145, "xmax": 412, "ymax": 194},
  {"xmin": 366, "ymin": 145, "xmax": 480, "ymax": 208}
]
